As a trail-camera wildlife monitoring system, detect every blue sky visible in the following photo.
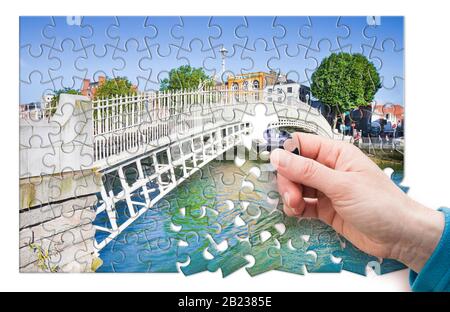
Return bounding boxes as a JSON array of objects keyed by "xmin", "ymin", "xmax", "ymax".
[{"xmin": 20, "ymin": 16, "xmax": 404, "ymax": 105}]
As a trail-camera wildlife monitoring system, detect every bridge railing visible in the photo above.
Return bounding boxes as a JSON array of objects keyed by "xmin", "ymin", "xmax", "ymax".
[
  {"xmin": 19, "ymin": 105, "xmax": 56, "ymax": 121},
  {"xmin": 92, "ymin": 89, "xmax": 264, "ymax": 163},
  {"xmin": 92, "ymin": 89, "xmax": 265, "ymax": 132}
]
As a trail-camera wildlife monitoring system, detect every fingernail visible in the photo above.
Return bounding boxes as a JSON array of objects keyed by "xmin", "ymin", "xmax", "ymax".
[
  {"xmin": 286, "ymin": 205, "xmax": 299, "ymax": 217},
  {"xmin": 291, "ymin": 207, "xmax": 302, "ymax": 216},
  {"xmin": 283, "ymin": 192, "xmax": 291, "ymax": 207},
  {"xmin": 283, "ymin": 193, "xmax": 299, "ymax": 216},
  {"xmin": 270, "ymin": 149, "xmax": 290, "ymax": 168}
]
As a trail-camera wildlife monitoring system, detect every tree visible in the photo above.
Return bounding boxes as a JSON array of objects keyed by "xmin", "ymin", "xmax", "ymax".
[
  {"xmin": 311, "ymin": 53, "xmax": 381, "ymax": 129},
  {"xmin": 160, "ymin": 65, "xmax": 214, "ymax": 91},
  {"xmin": 94, "ymin": 76, "xmax": 136, "ymax": 99}
]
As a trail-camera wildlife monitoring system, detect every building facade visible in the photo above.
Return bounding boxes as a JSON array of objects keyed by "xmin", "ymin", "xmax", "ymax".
[
  {"xmin": 226, "ymin": 71, "xmax": 278, "ymax": 91},
  {"xmin": 372, "ymin": 103, "xmax": 404, "ymax": 125},
  {"xmin": 42, "ymin": 94, "xmax": 54, "ymax": 110},
  {"xmin": 19, "ymin": 102, "xmax": 41, "ymax": 119},
  {"xmin": 81, "ymin": 76, "xmax": 106, "ymax": 98}
]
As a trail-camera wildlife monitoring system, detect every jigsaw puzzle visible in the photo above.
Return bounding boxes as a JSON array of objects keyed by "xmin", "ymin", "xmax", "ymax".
[{"xmin": 19, "ymin": 16, "xmax": 406, "ymax": 275}]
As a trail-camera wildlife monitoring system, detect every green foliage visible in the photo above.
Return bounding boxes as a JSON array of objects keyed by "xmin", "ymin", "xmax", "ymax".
[
  {"xmin": 94, "ymin": 76, "xmax": 136, "ymax": 99},
  {"xmin": 160, "ymin": 65, "xmax": 214, "ymax": 91},
  {"xmin": 311, "ymin": 53, "xmax": 381, "ymax": 114},
  {"xmin": 50, "ymin": 88, "xmax": 80, "ymax": 107}
]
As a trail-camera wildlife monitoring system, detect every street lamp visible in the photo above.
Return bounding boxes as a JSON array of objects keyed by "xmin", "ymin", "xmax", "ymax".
[{"xmin": 219, "ymin": 46, "xmax": 228, "ymax": 75}]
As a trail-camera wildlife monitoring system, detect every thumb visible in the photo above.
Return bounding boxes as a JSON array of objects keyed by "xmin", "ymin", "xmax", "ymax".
[{"xmin": 270, "ymin": 148, "xmax": 343, "ymax": 196}]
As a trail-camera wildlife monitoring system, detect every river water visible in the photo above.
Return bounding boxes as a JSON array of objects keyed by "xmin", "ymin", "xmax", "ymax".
[{"xmin": 94, "ymin": 157, "xmax": 406, "ymax": 275}]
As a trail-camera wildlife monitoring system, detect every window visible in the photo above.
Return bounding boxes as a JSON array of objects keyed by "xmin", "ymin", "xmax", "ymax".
[
  {"xmin": 277, "ymin": 88, "xmax": 282, "ymax": 94},
  {"xmin": 243, "ymin": 80, "xmax": 249, "ymax": 90},
  {"xmin": 253, "ymin": 80, "xmax": 260, "ymax": 89},
  {"xmin": 287, "ymin": 87, "xmax": 292, "ymax": 93},
  {"xmin": 232, "ymin": 83, "xmax": 239, "ymax": 90},
  {"xmin": 267, "ymin": 88, "xmax": 273, "ymax": 93}
]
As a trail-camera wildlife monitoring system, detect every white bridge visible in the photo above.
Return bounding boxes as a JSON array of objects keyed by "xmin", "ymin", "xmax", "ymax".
[{"xmin": 20, "ymin": 89, "xmax": 349, "ymax": 253}]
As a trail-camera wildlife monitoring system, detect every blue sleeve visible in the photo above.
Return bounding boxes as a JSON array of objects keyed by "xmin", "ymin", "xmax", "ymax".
[{"xmin": 409, "ymin": 207, "xmax": 450, "ymax": 292}]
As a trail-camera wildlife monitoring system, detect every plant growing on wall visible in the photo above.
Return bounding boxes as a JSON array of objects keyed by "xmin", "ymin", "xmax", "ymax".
[{"xmin": 29, "ymin": 243, "xmax": 60, "ymax": 272}]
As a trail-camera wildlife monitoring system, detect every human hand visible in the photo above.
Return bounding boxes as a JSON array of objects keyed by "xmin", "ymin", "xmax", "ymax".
[{"xmin": 270, "ymin": 132, "xmax": 444, "ymax": 272}]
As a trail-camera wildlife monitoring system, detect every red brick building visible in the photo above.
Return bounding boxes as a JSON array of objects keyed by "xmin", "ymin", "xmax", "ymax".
[{"xmin": 81, "ymin": 76, "xmax": 106, "ymax": 98}]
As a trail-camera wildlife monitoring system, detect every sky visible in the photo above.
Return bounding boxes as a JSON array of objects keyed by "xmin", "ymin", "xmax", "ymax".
[{"xmin": 20, "ymin": 16, "xmax": 404, "ymax": 105}]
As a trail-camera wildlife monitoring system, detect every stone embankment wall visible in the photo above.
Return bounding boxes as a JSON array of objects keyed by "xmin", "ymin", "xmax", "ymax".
[{"xmin": 19, "ymin": 95, "xmax": 102, "ymax": 272}]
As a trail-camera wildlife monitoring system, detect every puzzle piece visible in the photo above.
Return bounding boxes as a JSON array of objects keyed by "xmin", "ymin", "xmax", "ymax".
[
  {"xmin": 175, "ymin": 39, "xmax": 216, "ymax": 77},
  {"xmin": 106, "ymin": 16, "xmax": 155, "ymax": 52},
  {"xmin": 369, "ymin": 38, "xmax": 404, "ymax": 90},
  {"xmin": 207, "ymin": 239, "xmax": 252, "ymax": 277},
  {"xmin": 20, "ymin": 44, "xmax": 58, "ymax": 88},
  {"xmin": 240, "ymin": 39, "xmax": 279, "ymax": 74},
  {"xmin": 246, "ymin": 238, "xmax": 282, "ymax": 276},
  {"xmin": 333, "ymin": 236, "xmax": 379, "ymax": 276},
  {"xmin": 44, "ymin": 16, "xmax": 90, "ymax": 51},
  {"xmin": 20, "ymin": 16, "xmax": 54, "ymax": 56},
  {"xmin": 363, "ymin": 16, "xmax": 405, "ymax": 52},
  {"xmin": 272, "ymin": 16, "xmax": 310, "ymax": 56},
  {"xmin": 112, "ymin": 39, "xmax": 153, "ymax": 90},
  {"xmin": 277, "ymin": 217, "xmax": 316, "ymax": 275},
  {"xmin": 139, "ymin": 237, "xmax": 180, "ymax": 273},
  {"xmin": 203, "ymin": 44, "xmax": 253, "ymax": 83},
  {"xmin": 235, "ymin": 16, "xmax": 284, "ymax": 51},
  {"xmin": 80, "ymin": 16, "xmax": 118, "ymax": 57},
  {"xmin": 76, "ymin": 44, "xmax": 123, "ymax": 83},
  {"xmin": 268, "ymin": 43, "xmax": 317, "ymax": 85},
  {"xmin": 48, "ymin": 38, "xmax": 87, "ymax": 90},
  {"xmin": 336, "ymin": 16, "xmax": 376, "ymax": 54},
  {"xmin": 300, "ymin": 16, "xmax": 349, "ymax": 52},
  {"xmin": 147, "ymin": 44, "xmax": 189, "ymax": 89},
  {"xmin": 171, "ymin": 16, "xmax": 221, "ymax": 51},
  {"xmin": 297, "ymin": 218, "xmax": 343, "ymax": 273}
]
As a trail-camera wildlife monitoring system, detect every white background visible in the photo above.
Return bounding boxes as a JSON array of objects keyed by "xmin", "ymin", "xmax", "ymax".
[{"xmin": 1, "ymin": 0, "xmax": 449, "ymax": 292}]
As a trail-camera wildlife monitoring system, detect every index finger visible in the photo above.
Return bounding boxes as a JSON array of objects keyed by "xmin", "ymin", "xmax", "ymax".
[{"xmin": 284, "ymin": 132, "xmax": 345, "ymax": 169}]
